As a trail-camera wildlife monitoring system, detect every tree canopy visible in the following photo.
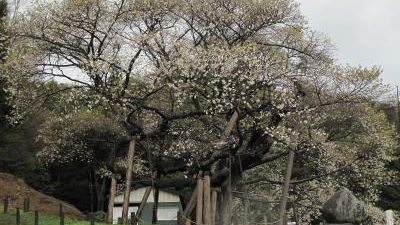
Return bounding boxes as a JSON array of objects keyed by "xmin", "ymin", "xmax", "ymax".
[{"xmin": 11, "ymin": 0, "xmax": 388, "ymax": 176}]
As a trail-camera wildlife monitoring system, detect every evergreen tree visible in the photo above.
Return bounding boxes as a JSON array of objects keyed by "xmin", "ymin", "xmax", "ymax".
[
  {"xmin": 0, "ymin": 0, "xmax": 7, "ymax": 60},
  {"xmin": 0, "ymin": 0, "xmax": 10, "ymax": 131},
  {"xmin": 0, "ymin": 0, "xmax": 51, "ymax": 192}
]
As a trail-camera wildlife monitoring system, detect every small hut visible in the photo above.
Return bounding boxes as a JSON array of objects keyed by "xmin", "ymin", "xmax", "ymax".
[{"xmin": 113, "ymin": 187, "xmax": 182, "ymax": 225}]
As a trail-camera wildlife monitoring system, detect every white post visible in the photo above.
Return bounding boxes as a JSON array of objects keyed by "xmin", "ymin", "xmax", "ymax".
[{"xmin": 385, "ymin": 210, "xmax": 394, "ymax": 225}]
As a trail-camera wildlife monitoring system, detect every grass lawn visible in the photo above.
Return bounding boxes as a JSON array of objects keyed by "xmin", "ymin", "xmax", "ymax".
[{"xmin": 0, "ymin": 207, "xmax": 110, "ymax": 225}]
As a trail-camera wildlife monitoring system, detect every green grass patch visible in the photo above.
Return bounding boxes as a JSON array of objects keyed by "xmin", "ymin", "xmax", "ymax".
[
  {"xmin": 0, "ymin": 207, "xmax": 110, "ymax": 225},
  {"xmin": 0, "ymin": 206, "xmax": 174, "ymax": 225}
]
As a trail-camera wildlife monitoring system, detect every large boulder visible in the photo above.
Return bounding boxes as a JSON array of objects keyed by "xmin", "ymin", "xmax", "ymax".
[{"xmin": 321, "ymin": 187, "xmax": 364, "ymax": 224}]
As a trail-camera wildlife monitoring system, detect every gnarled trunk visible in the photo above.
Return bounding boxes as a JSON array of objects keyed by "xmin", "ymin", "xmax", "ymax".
[{"xmin": 218, "ymin": 169, "xmax": 240, "ymax": 225}]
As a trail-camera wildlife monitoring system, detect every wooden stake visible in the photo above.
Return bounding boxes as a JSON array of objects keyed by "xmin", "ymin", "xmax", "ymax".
[
  {"xmin": 60, "ymin": 212, "xmax": 64, "ymax": 225},
  {"xmin": 3, "ymin": 195, "xmax": 8, "ymax": 214},
  {"xmin": 16, "ymin": 207, "xmax": 20, "ymax": 225},
  {"xmin": 90, "ymin": 212, "xmax": 95, "ymax": 225},
  {"xmin": 34, "ymin": 210, "xmax": 39, "ymax": 225},
  {"xmin": 122, "ymin": 138, "xmax": 136, "ymax": 224},
  {"xmin": 59, "ymin": 203, "xmax": 63, "ymax": 217},
  {"xmin": 196, "ymin": 175, "xmax": 204, "ymax": 225},
  {"xmin": 106, "ymin": 175, "xmax": 117, "ymax": 223},
  {"xmin": 203, "ymin": 175, "xmax": 211, "ymax": 225}
]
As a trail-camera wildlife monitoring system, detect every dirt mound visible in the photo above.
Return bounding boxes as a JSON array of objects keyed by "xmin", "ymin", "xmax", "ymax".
[{"xmin": 0, "ymin": 172, "xmax": 85, "ymax": 219}]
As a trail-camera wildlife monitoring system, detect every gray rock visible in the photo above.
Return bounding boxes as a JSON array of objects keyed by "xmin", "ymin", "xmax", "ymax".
[{"xmin": 321, "ymin": 187, "xmax": 364, "ymax": 223}]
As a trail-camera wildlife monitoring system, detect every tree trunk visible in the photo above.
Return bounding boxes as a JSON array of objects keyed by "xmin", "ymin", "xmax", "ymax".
[
  {"xmin": 106, "ymin": 176, "xmax": 117, "ymax": 223},
  {"xmin": 222, "ymin": 111, "xmax": 239, "ymax": 139},
  {"xmin": 219, "ymin": 183, "xmax": 232, "ymax": 225},
  {"xmin": 122, "ymin": 138, "xmax": 136, "ymax": 224},
  {"xmin": 89, "ymin": 170, "xmax": 94, "ymax": 213},
  {"xmin": 96, "ymin": 177, "xmax": 107, "ymax": 212},
  {"xmin": 278, "ymin": 150, "xmax": 294, "ymax": 225},
  {"xmin": 219, "ymin": 162, "xmax": 235, "ymax": 225}
]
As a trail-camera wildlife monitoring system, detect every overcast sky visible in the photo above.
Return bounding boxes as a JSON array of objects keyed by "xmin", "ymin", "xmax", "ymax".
[{"xmin": 297, "ymin": 0, "xmax": 400, "ymax": 89}]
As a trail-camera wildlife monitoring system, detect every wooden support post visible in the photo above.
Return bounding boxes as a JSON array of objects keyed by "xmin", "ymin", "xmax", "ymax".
[
  {"xmin": 196, "ymin": 174, "xmax": 204, "ymax": 225},
  {"xmin": 183, "ymin": 186, "xmax": 197, "ymax": 216},
  {"xmin": 106, "ymin": 175, "xmax": 118, "ymax": 223},
  {"xmin": 278, "ymin": 150, "xmax": 295, "ymax": 225},
  {"xmin": 122, "ymin": 138, "xmax": 136, "ymax": 224},
  {"xmin": 130, "ymin": 212, "xmax": 137, "ymax": 225},
  {"xmin": 203, "ymin": 174, "xmax": 211, "ymax": 225},
  {"xmin": 183, "ymin": 186, "xmax": 198, "ymax": 225},
  {"xmin": 16, "ymin": 207, "xmax": 20, "ymax": 225},
  {"xmin": 34, "ymin": 210, "xmax": 39, "ymax": 225},
  {"xmin": 136, "ymin": 186, "xmax": 152, "ymax": 219},
  {"xmin": 60, "ymin": 212, "xmax": 64, "ymax": 225},
  {"xmin": 210, "ymin": 190, "xmax": 217, "ymax": 225}
]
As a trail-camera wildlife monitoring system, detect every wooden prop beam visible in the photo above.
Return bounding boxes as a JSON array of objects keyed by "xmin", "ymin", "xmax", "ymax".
[
  {"xmin": 122, "ymin": 138, "xmax": 136, "ymax": 224},
  {"xmin": 106, "ymin": 175, "xmax": 117, "ymax": 223},
  {"xmin": 203, "ymin": 175, "xmax": 211, "ymax": 225},
  {"xmin": 136, "ymin": 186, "xmax": 152, "ymax": 218},
  {"xmin": 196, "ymin": 176, "xmax": 204, "ymax": 225},
  {"xmin": 210, "ymin": 190, "xmax": 218, "ymax": 225}
]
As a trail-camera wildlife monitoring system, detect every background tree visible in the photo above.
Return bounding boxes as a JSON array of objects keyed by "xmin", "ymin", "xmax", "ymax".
[
  {"xmin": 0, "ymin": 0, "xmax": 9, "ymax": 127},
  {"xmin": 33, "ymin": 83, "xmax": 129, "ymax": 211},
  {"xmin": 378, "ymin": 101, "xmax": 400, "ymax": 211},
  {"xmin": 0, "ymin": 0, "xmax": 53, "ymax": 192}
]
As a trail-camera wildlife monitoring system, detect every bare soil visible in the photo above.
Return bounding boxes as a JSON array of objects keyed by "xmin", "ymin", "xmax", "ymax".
[{"xmin": 0, "ymin": 172, "xmax": 85, "ymax": 219}]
